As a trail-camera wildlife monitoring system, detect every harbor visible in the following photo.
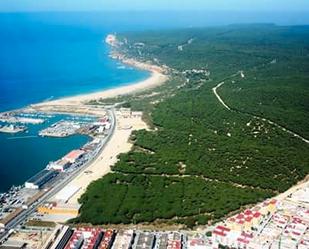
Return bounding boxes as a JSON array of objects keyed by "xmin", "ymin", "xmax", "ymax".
[
  {"xmin": 0, "ymin": 106, "xmax": 115, "ymax": 244},
  {"xmin": 0, "ymin": 110, "xmax": 51, "ymax": 135},
  {"xmin": 39, "ymin": 117, "xmax": 110, "ymax": 138},
  {"xmin": 0, "ymin": 113, "xmax": 45, "ymax": 125}
]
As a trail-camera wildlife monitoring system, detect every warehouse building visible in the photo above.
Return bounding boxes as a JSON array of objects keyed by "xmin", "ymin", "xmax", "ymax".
[
  {"xmin": 55, "ymin": 185, "xmax": 81, "ymax": 203},
  {"xmin": 64, "ymin": 149, "xmax": 85, "ymax": 163},
  {"xmin": 47, "ymin": 159, "xmax": 71, "ymax": 172},
  {"xmin": 25, "ymin": 170, "xmax": 58, "ymax": 189}
]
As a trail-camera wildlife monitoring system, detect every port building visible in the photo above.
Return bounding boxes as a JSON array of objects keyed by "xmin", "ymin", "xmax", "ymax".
[
  {"xmin": 64, "ymin": 150, "xmax": 85, "ymax": 164},
  {"xmin": 47, "ymin": 159, "xmax": 71, "ymax": 172},
  {"xmin": 25, "ymin": 170, "xmax": 58, "ymax": 189}
]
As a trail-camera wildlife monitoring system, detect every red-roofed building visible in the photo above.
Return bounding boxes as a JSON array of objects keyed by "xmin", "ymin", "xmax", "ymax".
[
  {"xmin": 244, "ymin": 210, "xmax": 253, "ymax": 216},
  {"xmin": 64, "ymin": 149, "xmax": 85, "ymax": 163},
  {"xmin": 212, "ymin": 229, "xmax": 229, "ymax": 248},
  {"xmin": 253, "ymin": 212, "xmax": 261, "ymax": 218},
  {"xmin": 237, "ymin": 237, "xmax": 249, "ymax": 249},
  {"xmin": 216, "ymin": 225, "xmax": 231, "ymax": 232},
  {"xmin": 236, "ymin": 214, "xmax": 245, "ymax": 219},
  {"xmin": 245, "ymin": 217, "xmax": 253, "ymax": 223}
]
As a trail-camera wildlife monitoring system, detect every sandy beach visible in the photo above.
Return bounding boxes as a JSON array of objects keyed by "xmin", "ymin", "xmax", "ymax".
[
  {"xmin": 33, "ymin": 35, "xmax": 168, "ymax": 109},
  {"xmin": 7, "ymin": 34, "xmax": 171, "ymax": 223},
  {"xmin": 33, "ymin": 71, "xmax": 167, "ymax": 109},
  {"xmin": 37, "ymin": 41, "xmax": 169, "ymax": 217},
  {"xmin": 59, "ymin": 112, "xmax": 148, "ymax": 207}
]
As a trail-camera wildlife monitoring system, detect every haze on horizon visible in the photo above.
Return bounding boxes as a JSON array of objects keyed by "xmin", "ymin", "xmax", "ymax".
[{"xmin": 1, "ymin": 0, "xmax": 309, "ymax": 12}]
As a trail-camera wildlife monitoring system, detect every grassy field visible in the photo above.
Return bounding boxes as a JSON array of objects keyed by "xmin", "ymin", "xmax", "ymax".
[{"xmin": 75, "ymin": 24, "xmax": 309, "ymax": 227}]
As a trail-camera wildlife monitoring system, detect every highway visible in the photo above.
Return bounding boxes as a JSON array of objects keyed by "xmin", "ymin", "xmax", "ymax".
[{"xmin": 0, "ymin": 108, "xmax": 116, "ymax": 243}]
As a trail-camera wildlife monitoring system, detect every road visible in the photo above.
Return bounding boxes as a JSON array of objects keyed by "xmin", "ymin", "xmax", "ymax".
[{"xmin": 0, "ymin": 108, "xmax": 116, "ymax": 243}]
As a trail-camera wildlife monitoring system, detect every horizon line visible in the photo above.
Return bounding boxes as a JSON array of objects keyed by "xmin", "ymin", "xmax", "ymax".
[{"xmin": 1, "ymin": 9, "xmax": 309, "ymax": 13}]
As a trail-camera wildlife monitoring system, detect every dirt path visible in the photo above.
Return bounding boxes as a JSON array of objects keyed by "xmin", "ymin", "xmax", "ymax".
[
  {"xmin": 212, "ymin": 75, "xmax": 309, "ymax": 145},
  {"xmin": 212, "ymin": 82, "xmax": 231, "ymax": 111}
]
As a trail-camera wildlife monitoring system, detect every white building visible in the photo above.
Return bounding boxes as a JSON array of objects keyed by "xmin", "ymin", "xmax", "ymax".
[
  {"xmin": 55, "ymin": 185, "xmax": 81, "ymax": 203},
  {"xmin": 47, "ymin": 159, "xmax": 71, "ymax": 172}
]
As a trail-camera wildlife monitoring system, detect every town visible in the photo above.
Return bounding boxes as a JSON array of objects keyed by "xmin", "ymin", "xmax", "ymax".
[{"xmin": 0, "ymin": 166, "xmax": 308, "ymax": 249}]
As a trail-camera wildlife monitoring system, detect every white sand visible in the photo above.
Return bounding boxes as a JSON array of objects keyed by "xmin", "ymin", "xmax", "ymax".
[
  {"xmin": 34, "ymin": 71, "xmax": 167, "ymax": 108},
  {"xmin": 37, "ymin": 57, "xmax": 168, "ymax": 219},
  {"xmin": 63, "ymin": 114, "xmax": 148, "ymax": 206}
]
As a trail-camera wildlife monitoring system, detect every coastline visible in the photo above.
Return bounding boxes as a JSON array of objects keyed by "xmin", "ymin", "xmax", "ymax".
[
  {"xmin": 32, "ymin": 34, "xmax": 168, "ymax": 109},
  {"xmin": 0, "ymin": 34, "xmax": 168, "ymax": 205},
  {"xmin": 1, "ymin": 32, "xmax": 309, "ymax": 240},
  {"xmin": 22, "ymin": 35, "xmax": 168, "ymax": 216},
  {"xmin": 32, "ymin": 70, "xmax": 167, "ymax": 108}
]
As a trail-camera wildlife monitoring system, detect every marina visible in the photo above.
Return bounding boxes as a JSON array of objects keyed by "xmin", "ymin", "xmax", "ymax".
[
  {"xmin": 0, "ymin": 125, "xmax": 27, "ymax": 134},
  {"xmin": 0, "ymin": 111, "xmax": 93, "ymax": 193},
  {"xmin": 0, "ymin": 113, "xmax": 45, "ymax": 125},
  {"xmin": 39, "ymin": 121, "xmax": 83, "ymax": 138},
  {"xmin": 0, "ymin": 107, "xmax": 114, "ymax": 243}
]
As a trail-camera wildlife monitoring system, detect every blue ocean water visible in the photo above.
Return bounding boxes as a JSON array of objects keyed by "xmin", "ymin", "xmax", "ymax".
[
  {"xmin": 0, "ymin": 116, "xmax": 90, "ymax": 192},
  {"xmin": 0, "ymin": 13, "xmax": 150, "ymax": 112},
  {"xmin": 0, "ymin": 13, "xmax": 151, "ymax": 192}
]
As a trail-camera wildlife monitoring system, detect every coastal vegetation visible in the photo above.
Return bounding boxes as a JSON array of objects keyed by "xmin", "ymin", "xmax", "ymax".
[
  {"xmin": 77, "ymin": 173, "xmax": 272, "ymax": 225},
  {"xmin": 76, "ymin": 24, "xmax": 309, "ymax": 227}
]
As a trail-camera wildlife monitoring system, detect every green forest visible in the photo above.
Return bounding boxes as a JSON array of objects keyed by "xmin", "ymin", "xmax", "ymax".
[{"xmin": 75, "ymin": 24, "xmax": 309, "ymax": 227}]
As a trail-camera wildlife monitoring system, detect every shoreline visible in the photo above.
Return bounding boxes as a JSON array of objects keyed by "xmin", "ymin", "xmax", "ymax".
[
  {"xmin": 1, "ymin": 34, "xmax": 168, "ymax": 114},
  {"xmin": 32, "ymin": 70, "xmax": 167, "ymax": 108},
  {"xmin": 32, "ymin": 35, "xmax": 168, "ymax": 109},
  {"xmin": 0, "ymin": 35, "xmax": 168, "ymax": 199},
  {"xmin": 0, "ymin": 35, "xmax": 169, "ymax": 218}
]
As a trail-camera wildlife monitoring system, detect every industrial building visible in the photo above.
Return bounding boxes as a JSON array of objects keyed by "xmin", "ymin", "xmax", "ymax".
[
  {"xmin": 157, "ymin": 233, "xmax": 168, "ymax": 249},
  {"xmin": 25, "ymin": 170, "xmax": 58, "ymax": 189},
  {"xmin": 47, "ymin": 159, "xmax": 71, "ymax": 172},
  {"xmin": 44, "ymin": 227, "xmax": 186, "ymax": 249},
  {"xmin": 82, "ymin": 139, "xmax": 101, "ymax": 152},
  {"xmin": 54, "ymin": 185, "xmax": 81, "ymax": 203},
  {"xmin": 64, "ymin": 149, "xmax": 85, "ymax": 164}
]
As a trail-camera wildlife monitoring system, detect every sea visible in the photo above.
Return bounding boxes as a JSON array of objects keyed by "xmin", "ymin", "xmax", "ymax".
[
  {"xmin": 1, "ymin": 11, "xmax": 309, "ymax": 192},
  {"xmin": 0, "ymin": 12, "xmax": 152, "ymax": 192}
]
